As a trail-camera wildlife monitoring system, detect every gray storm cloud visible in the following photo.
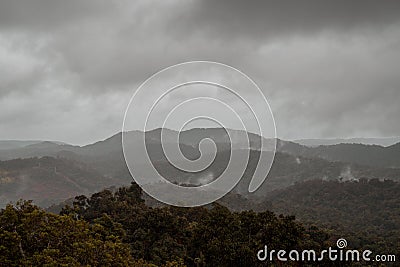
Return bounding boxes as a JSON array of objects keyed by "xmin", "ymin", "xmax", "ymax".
[{"xmin": 0, "ymin": 0, "xmax": 399, "ymax": 144}]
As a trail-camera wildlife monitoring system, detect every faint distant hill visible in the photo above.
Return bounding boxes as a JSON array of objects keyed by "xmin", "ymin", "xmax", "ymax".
[
  {"xmin": 0, "ymin": 140, "xmax": 66, "ymax": 150},
  {"xmin": 0, "ymin": 157, "xmax": 130, "ymax": 208},
  {"xmin": 295, "ymin": 137, "xmax": 400, "ymax": 147},
  {"xmin": 0, "ymin": 141, "xmax": 79, "ymax": 162},
  {"xmin": 279, "ymin": 141, "xmax": 400, "ymax": 168}
]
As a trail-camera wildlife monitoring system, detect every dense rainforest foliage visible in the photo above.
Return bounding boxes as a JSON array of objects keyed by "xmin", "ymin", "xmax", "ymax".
[
  {"xmin": 1, "ymin": 182, "xmax": 349, "ymax": 266},
  {"xmin": 3, "ymin": 181, "xmax": 398, "ymax": 266},
  {"xmin": 263, "ymin": 179, "xmax": 400, "ymax": 257}
]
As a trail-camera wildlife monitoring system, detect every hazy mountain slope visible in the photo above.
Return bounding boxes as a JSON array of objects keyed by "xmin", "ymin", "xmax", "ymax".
[
  {"xmin": 0, "ymin": 140, "xmax": 42, "ymax": 150},
  {"xmin": 133, "ymin": 149, "xmax": 400, "ymax": 203},
  {"xmin": 0, "ymin": 129, "xmax": 269, "ymax": 181},
  {"xmin": 0, "ymin": 141, "xmax": 79, "ymax": 161},
  {"xmin": 0, "ymin": 157, "xmax": 129, "ymax": 208},
  {"xmin": 3, "ymin": 128, "xmax": 400, "ymax": 169},
  {"xmin": 6, "ymin": 148, "xmax": 400, "ymax": 209},
  {"xmin": 295, "ymin": 137, "xmax": 400, "ymax": 147},
  {"xmin": 0, "ymin": 128, "xmax": 274, "ymax": 159},
  {"xmin": 234, "ymin": 151, "xmax": 400, "ymax": 198},
  {"xmin": 2, "ymin": 129, "xmax": 400, "ymax": 194},
  {"xmin": 307, "ymin": 143, "xmax": 400, "ymax": 168},
  {"xmin": 279, "ymin": 140, "xmax": 400, "ymax": 168}
]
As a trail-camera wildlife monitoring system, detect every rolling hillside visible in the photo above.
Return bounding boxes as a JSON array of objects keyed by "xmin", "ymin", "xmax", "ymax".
[{"xmin": 0, "ymin": 157, "xmax": 130, "ymax": 208}]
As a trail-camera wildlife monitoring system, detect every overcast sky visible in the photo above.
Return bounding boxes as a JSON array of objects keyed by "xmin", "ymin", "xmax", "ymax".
[{"xmin": 1, "ymin": 0, "xmax": 400, "ymax": 145}]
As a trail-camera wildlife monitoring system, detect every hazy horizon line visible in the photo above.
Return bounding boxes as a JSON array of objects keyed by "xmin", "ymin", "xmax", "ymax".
[{"xmin": 1, "ymin": 127, "xmax": 399, "ymax": 147}]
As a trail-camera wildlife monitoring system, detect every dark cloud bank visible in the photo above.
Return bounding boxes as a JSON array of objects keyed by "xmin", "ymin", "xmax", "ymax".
[{"xmin": 0, "ymin": 0, "xmax": 399, "ymax": 144}]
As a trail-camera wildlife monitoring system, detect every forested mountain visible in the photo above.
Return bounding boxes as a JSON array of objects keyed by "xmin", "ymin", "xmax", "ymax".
[
  {"xmin": 279, "ymin": 140, "xmax": 400, "ymax": 168},
  {"xmin": 0, "ymin": 157, "xmax": 130, "ymax": 208},
  {"xmin": 0, "ymin": 128, "xmax": 270, "ymax": 164},
  {"xmin": 261, "ymin": 179, "xmax": 400, "ymax": 257},
  {"xmin": 3, "ymin": 150, "xmax": 400, "ymax": 209},
  {"xmin": 2, "ymin": 129, "xmax": 400, "ymax": 170}
]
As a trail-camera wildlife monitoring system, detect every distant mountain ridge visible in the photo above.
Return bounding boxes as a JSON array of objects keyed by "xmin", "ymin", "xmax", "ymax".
[
  {"xmin": 279, "ymin": 141, "xmax": 400, "ymax": 168},
  {"xmin": 1, "ymin": 129, "xmax": 400, "ymax": 169},
  {"xmin": 0, "ymin": 140, "xmax": 67, "ymax": 150},
  {"xmin": 295, "ymin": 137, "xmax": 400, "ymax": 147}
]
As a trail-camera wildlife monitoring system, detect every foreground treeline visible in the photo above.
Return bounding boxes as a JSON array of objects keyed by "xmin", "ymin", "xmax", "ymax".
[
  {"xmin": 0, "ymin": 183, "xmax": 346, "ymax": 266},
  {"xmin": 0, "ymin": 200, "xmax": 133, "ymax": 266}
]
